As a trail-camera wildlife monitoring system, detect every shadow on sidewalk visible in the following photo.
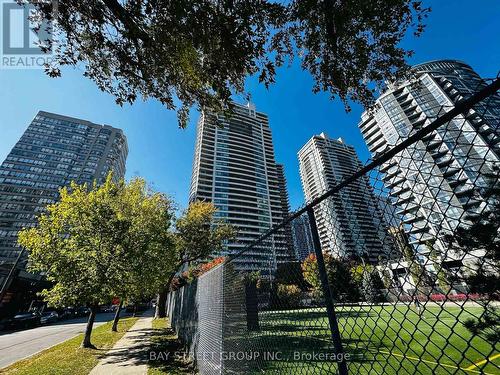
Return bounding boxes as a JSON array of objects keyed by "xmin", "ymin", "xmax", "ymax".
[{"xmin": 147, "ymin": 321, "xmax": 196, "ymax": 374}]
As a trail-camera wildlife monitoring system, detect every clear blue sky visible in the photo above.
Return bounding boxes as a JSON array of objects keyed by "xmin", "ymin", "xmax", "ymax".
[{"xmin": 0, "ymin": 0, "xmax": 498, "ymax": 210}]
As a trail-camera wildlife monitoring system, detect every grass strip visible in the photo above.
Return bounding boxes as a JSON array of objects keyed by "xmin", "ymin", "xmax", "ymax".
[{"xmin": 2, "ymin": 316, "xmax": 138, "ymax": 375}]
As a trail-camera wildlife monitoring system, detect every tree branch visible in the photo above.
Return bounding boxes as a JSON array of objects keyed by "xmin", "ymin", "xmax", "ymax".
[{"xmin": 101, "ymin": 0, "xmax": 151, "ymax": 45}]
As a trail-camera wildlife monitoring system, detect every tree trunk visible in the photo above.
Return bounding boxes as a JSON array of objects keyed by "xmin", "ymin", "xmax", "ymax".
[
  {"xmin": 81, "ymin": 305, "xmax": 97, "ymax": 349},
  {"xmin": 155, "ymin": 288, "xmax": 167, "ymax": 318},
  {"xmin": 245, "ymin": 281, "xmax": 260, "ymax": 331},
  {"xmin": 111, "ymin": 300, "xmax": 123, "ymax": 332}
]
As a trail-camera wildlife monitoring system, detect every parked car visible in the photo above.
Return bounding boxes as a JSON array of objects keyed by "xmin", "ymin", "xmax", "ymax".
[
  {"xmin": 76, "ymin": 307, "xmax": 90, "ymax": 317},
  {"xmin": 59, "ymin": 307, "xmax": 77, "ymax": 320},
  {"xmin": 125, "ymin": 302, "xmax": 149, "ymax": 313},
  {"xmin": 4, "ymin": 312, "xmax": 41, "ymax": 330},
  {"xmin": 100, "ymin": 305, "xmax": 117, "ymax": 313},
  {"xmin": 40, "ymin": 311, "xmax": 59, "ymax": 324}
]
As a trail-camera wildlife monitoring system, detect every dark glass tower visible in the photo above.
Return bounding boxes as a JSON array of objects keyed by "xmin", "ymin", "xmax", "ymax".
[{"xmin": 0, "ymin": 111, "xmax": 127, "ymax": 313}]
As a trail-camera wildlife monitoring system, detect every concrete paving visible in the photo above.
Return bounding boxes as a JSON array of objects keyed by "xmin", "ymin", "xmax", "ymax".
[
  {"xmin": 0, "ymin": 312, "xmax": 116, "ymax": 369},
  {"xmin": 89, "ymin": 310, "xmax": 154, "ymax": 375}
]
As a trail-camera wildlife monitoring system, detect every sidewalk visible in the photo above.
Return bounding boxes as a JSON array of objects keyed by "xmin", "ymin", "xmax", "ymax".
[{"xmin": 90, "ymin": 310, "xmax": 154, "ymax": 375}]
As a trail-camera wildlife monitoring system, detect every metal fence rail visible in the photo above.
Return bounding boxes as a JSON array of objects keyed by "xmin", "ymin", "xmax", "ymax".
[{"xmin": 167, "ymin": 76, "xmax": 500, "ymax": 375}]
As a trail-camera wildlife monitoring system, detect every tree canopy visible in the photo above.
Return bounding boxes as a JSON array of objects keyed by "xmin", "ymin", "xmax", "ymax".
[
  {"xmin": 27, "ymin": 0, "xmax": 429, "ymax": 127},
  {"xmin": 175, "ymin": 200, "xmax": 236, "ymax": 266},
  {"xmin": 302, "ymin": 253, "xmax": 360, "ymax": 302},
  {"xmin": 18, "ymin": 175, "xmax": 175, "ymax": 307},
  {"xmin": 17, "ymin": 175, "xmax": 176, "ymax": 346},
  {"xmin": 154, "ymin": 200, "xmax": 236, "ymax": 317}
]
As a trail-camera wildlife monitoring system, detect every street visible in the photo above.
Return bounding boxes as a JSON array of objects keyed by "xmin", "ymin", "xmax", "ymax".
[{"xmin": 0, "ymin": 313, "xmax": 116, "ymax": 369}]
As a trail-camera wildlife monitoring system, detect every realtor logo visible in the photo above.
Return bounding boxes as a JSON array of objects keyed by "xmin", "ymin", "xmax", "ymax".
[{"xmin": 1, "ymin": 0, "xmax": 56, "ymax": 69}]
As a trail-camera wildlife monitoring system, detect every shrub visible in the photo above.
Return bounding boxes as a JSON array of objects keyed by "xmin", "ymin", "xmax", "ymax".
[
  {"xmin": 276, "ymin": 284, "xmax": 302, "ymax": 308},
  {"xmin": 430, "ymin": 294, "xmax": 446, "ymax": 302},
  {"xmin": 449, "ymin": 293, "xmax": 467, "ymax": 301}
]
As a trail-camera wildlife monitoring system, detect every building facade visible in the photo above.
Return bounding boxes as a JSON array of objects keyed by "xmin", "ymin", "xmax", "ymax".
[
  {"xmin": 291, "ymin": 214, "xmax": 315, "ymax": 261},
  {"xmin": 358, "ymin": 60, "xmax": 500, "ymax": 262},
  {"xmin": 298, "ymin": 133, "xmax": 392, "ymax": 262},
  {"xmin": 189, "ymin": 103, "xmax": 294, "ymax": 273},
  {"xmin": 0, "ymin": 111, "xmax": 127, "ymax": 313}
]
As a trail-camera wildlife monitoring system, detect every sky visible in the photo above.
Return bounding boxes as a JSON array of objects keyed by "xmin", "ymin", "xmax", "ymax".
[{"xmin": 0, "ymin": 0, "xmax": 499, "ymax": 211}]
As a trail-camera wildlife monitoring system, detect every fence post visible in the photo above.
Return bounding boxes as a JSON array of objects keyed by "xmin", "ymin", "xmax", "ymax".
[{"xmin": 307, "ymin": 206, "xmax": 349, "ymax": 375}]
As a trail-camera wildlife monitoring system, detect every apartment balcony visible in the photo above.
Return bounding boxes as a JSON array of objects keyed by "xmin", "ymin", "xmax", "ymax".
[
  {"xmin": 359, "ymin": 118, "xmax": 377, "ymax": 134},
  {"xmin": 402, "ymin": 103, "xmax": 418, "ymax": 115},
  {"xmin": 403, "ymin": 214, "xmax": 424, "ymax": 225},
  {"xmin": 386, "ymin": 177, "xmax": 406, "ymax": 190},
  {"xmin": 408, "ymin": 112, "xmax": 423, "ymax": 123},
  {"xmin": 426, "ymin": 139, "xmax": 443, "ymax": 151},
  {"xmin": 454, "ymin": 185, "xmax": 475, "ymax": 197},
  {"xmin": 436, "ymin": 156, "xmax": 453, "ymax": 168},
  {"xmin": 408, "ymin": 226, "xmax": 429, "ymax": 235},
  {"xmin": 363, "ymin": 125, "xmax": 381, "ymax": 140},
  {"xmin": 366, "ymin": 132, "xmax": 385, "ymax": 147},
  {"xmin": 395, "ymin": 195, "xmax": 414, "ymax": 206},
  {"xmin": 412, "ymin": 117, "xmax": 427, "ymax": 130},
  {"xmin": 479, "ymin": 124, "xmax": 494, "ymax": 137},
  {"xmin": 448, "ymin": 177, "xmax": 468, "ymax": 188},
  {"xmin": 382, "ymin": 169, "xmax": 400, "ymax": 182},
  {"xmin": 431, "ymin": 150, "xmax": 449, "ymax": 162},
  {"xmin": 422, "ymin": 132, "xmax": 437, "ymax": 142},
  {"xmin": 379, "ymin": 160, "xmax": 398, "ymax": 173},
  {"xmin": 396, "ymin": 203, "xmax": 419, "ymax": 216},
  {"xmin": 463, "ymin": 199, "xmax": 482, "ymax": 210},
  {"xmin": 393, "ymin": 87, "xmax": 406, "ymax": 98},
  {"xmin": 398, "ymin": 95, "xmax": 413, "ymax": 108},
  {"xmin": 442, "ymin": 166, "xmax": 461, "ymax": 178},
  {"xmin": 390, "ymin": 185, "xmax": 410, "ymax": 197}
]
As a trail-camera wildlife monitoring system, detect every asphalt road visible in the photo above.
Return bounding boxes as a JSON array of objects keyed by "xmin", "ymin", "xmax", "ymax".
[{"xmin": 0, "ymin": 312, "xmax": 116, "ymax": 369}]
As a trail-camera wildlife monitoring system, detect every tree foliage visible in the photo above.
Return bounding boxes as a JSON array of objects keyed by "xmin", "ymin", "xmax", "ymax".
[
  {"xmin": 25, "ymin": 0, "xmax": 429, "ymax": 127},
  {"xmin": 276, "ymin": 283, "xmax": 302, "ymax": 308},
  {"xmin": 178, "ymin": 256, "xmax": 226, "ymax": 285},
  {"xmin": 302, "ymin": 254, "xmax": 323, "ymax": 300},
  {"xmin": 155, "ymin": 200, "xmax": 236, "ymax": 317},
  {"xmin": 361, "ymin": 269, "xmax": 386, "ymax": 303},
  {"xmin": 17, "ymin": 175, "xmax": 175, "ymax": 346},
  {"xmin": 175, "ymin": 201, "xmax": 236, "ymax": 267},
  {"xmin": 463, "ymin": 305, "xmax": 500, "ymax": 343},
  {"xmin": 275, "ymin": 261, "xmax": 308, "ymax": 290},
  {"xmin": 302, "ymin": 253, "xmax": 359, "ymax": 302}
]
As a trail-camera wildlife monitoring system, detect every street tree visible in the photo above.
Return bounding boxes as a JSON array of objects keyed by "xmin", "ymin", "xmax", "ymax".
[
  {"xmin": 26, "ymin": 0, "xmax": 429, "ymax": 127},
  {"xmin": 17, "ymin": 175, "xmax": 176, "ymax": 347},
  {"xmin": 155, "ymin": 201, "xmax": 236, "ymax": 318},
  {"xmin": 361, "ymin": 268, "xmax": 386, "ymax": 303},
  {"xmin": 109, "ymin": 178, "xmax": 175, "ymax": 331}
]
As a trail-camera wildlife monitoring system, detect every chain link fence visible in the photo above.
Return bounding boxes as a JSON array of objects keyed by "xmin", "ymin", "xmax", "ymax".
[{"xmin": 167, "ymin": 75, "xmax": 500, "ymax": 374}]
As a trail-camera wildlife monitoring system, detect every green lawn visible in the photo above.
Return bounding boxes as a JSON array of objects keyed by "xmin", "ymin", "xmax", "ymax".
[
  {"xmin": 2, "ymin": 317, "xmax": 138, "ymax": 375},
  {"xmin": 242, "ymin": 305, "xmax": 499, "ymax": 375}
]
